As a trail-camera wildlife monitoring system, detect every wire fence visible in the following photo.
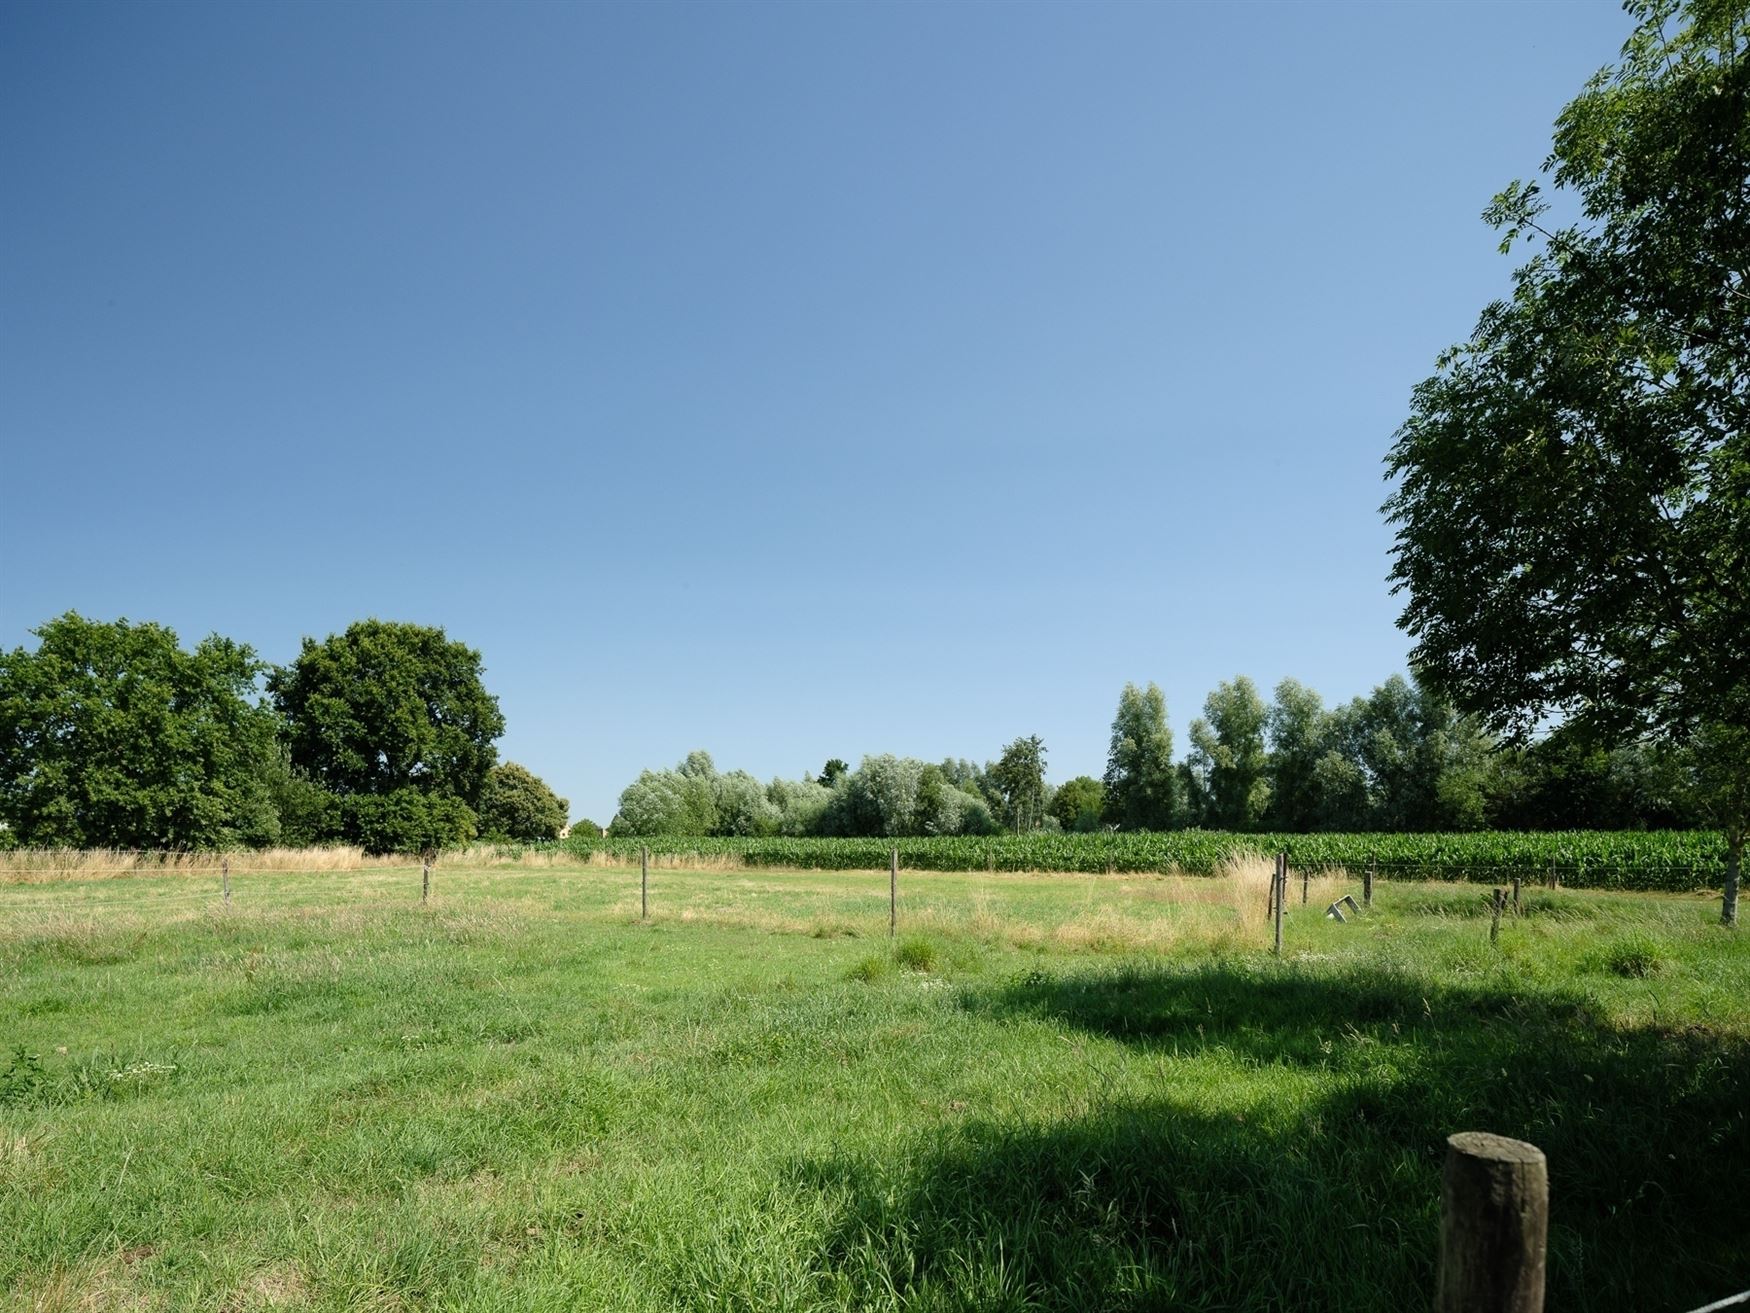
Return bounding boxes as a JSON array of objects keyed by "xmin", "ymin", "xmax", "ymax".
[{"xmin": 0, "ymin": 848, "xmax": 1729, "ymax": 957}]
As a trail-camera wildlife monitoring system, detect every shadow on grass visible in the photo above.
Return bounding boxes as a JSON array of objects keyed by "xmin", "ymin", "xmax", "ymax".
[{"xmin": 783, "ymin": 961, "xmax": 1748, "ymax": 1312}]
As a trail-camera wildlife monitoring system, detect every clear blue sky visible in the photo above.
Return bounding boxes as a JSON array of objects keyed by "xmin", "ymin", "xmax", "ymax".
[{"xmin": 2, "ymin": 0, "xmax": 1629, "ymax": 823}]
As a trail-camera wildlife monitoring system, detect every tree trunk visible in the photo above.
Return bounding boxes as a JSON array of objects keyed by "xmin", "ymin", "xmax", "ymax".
[{"xmin": 1723, "ymin": 828, "xmax": 1742, "ymax": 929}]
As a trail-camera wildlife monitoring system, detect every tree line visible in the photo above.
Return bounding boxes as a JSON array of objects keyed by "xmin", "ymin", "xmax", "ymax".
[
  {"xmin": 0, "ymin": 613, "xmax": 568, "ymax": 853},
  {"xmin": 0, "ymin": 611, "xmax": 1723, "ymax": 855},
  {"xmin": 606, "ymin": 743, "xmax": 1043, "ymax": 840},
  {"xmin": 606, "ymin": 672, "xmax": 1712, "ymax": 839}
]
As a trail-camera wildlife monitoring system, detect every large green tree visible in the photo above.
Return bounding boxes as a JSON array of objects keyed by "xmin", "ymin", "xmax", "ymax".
[
  {"xmin": 766, "ymin": 776, "xmax": 832, "ymax": 836},
  {"xmin": 478, "ymin": 762, "xmax": 569, "ymax": 841},
  {"xmin": 1386, "ymin": 0, "xmax": 1750, "ymax": 922},
  {"xmin": 714, "ymin": 770, "xmax": 781, "ymax": 837},
  {"xmin": 1186, "ymin": 677, "xmax": 1270, "ymax": 830},
  {"xmin": 990, "ymin": 735, "xmax": 1048, "ymax": 832},
  {"xmin": 613, "ymin": 755, "xmax": 720, "ymax": 835},
  {"xmin": 1327, "ymin": 675, "xmax": 1498, "ymax": 832},
  {"xmin": 1102, "ymin": 682, "xmax": 1178, "ymax": 830},
  {"xmin": 268, "ymin": 620, "xmax": 505, "ymax": 807},
  {"xmin": 0, "ymin": 613, "xmax": 280, "ymax": 849},
  {"xmin": 267, "ymin": 621, "xmax": 502, "ymax": 854},
  {"xmin": 1050, "ymin": 775, "xmax": 1106, "ymax": 833},
  {"xmin": 1264, "ymin": 678, "xmax": 1329, "ymax": 832}
]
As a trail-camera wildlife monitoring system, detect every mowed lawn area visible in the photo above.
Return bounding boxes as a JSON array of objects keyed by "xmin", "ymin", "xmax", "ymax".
[{"xmin": 2, "ymin": 861, "xmax": 1746, "ymax": 1312}]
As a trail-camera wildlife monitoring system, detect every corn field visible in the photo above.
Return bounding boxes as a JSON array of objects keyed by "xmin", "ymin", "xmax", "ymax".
[{"xmin": 544, "ymin": 830, "xmax": 1727, "ymax": 892}]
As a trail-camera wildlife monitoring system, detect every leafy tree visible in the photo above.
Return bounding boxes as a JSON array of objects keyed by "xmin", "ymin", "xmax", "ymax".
[
  {"xmin": 1385, "ymin": 0, "xmax": 1750, "ymax": 921},
  {"xmin": 1320, "ymin": 675, "xmax": 1498, "ymax": 832},
  {"xmin": 823, "ymin": 755, "xmax": 925, "ymax": 837},
  {"xmin": 1351, "ymin": 677, "xmax": 1441, "ymax": 830},
  {"xmin": 1493, "ymin": 731, "xmax": 1700, "ymax": 830},
  {"xmin": 940, "ymin": 758, "xmax": 1002, "ymax": 814},
  {"xmin": 1265, "ymin": 679, "xmax": 1329, "ymax": 831},
  {"xmin": 911, "ymin": 764, "xmax": 993, "ymax": 835},
  {"xmin": 568, "ymin": 818, "xmax": 602, "ymax": 838},
  {"xmin": 806, "ymin": 755, "xmax": 994, "ymax": 837},
  {"xmin": 1310, "ymin": 749, "xmax": 1370, "ymax": 831},
  {"xmin": 990, "ymin": 735, "xmax": 1048, "ymax": 832},
  {"xmin": 0, "ymin": 613, "xmax": 280, "ymax": 849},
  {"xmin": 1050, "ymin": 776, "xmax": 1105, "ymax": 833},
  {"xmin": 713, "ymin": 769, "xmax": 780, "ymax": 836},
  {"xmin": 612, "ymin": 755, "xmax": 719, "ymax": 835},
  {"xmin": 1102, "ymin": 683, "xmax": 1177, "ymax": 830},
  {"xmin": 343, "ymin": 789, "xmax": 476, "ymax": 857},
  {"xmin": 914, "ymin": 764, "xmax": 950, "ymax": 834},
  {"xmin": 817, "ymin": 758, "xmax": 849, "ymax": 788},
  {"xmin": 678, "ymin": 750, "xmax": 717, "ymax": 781},
  {"xmin": 766, "ymin": 777, "xmax": 832, "ymax": 836},
  {"xmin": 1186, "ymin": 678, "xmax": 1270, "ymax": 830},
  {"xmin": 259, "ymin": 751, "xmax": 342, "ymax": 846},
  {"xmin": 478, "ymin": 762, "xmax": 569, "ymax": 841},
  {"xmin": 268, "ymin": 620, "xmax": 505, "ymax": 809},
  {"xmin": 951, "ymin": 791, "xmax": 1000, "ymax": 836}
]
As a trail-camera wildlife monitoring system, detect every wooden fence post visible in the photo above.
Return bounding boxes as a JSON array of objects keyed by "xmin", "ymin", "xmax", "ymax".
[
  {"xmin": 1273, "ymin": 852, "xmax": 1285, "ymax": 955},
  {"xmin": 1511, "ymin": 875, "xmax": 1521, "ymax": 915},
  {"xmin": 1436, "ymin": 1132, "xmax": 1548, "ymax": 1313},
  {"xmin": 222, "ymin": 858, "xmax": 230, "ymax": 906},
  {"xmin": 1490, "ymin": 888, "xmax": 1505, "ymax": 946},
  {"xmin": 1300, "ymin": 859, "xmax": 1308, "ymax": 906},
  {"xmin": 421, "ymin": 859, "xmax": 431, "ymax": 904},
  {"xmin": 1365, "ymin": 855, "xmax": 1374, "ymax": 909},
  {"xmin": 889, "ymin": 847, "xmax": 898, "ymax": 940},
  {"xmin": 641, "ymin": 846, "xmax": 649, "ymax": 922}
]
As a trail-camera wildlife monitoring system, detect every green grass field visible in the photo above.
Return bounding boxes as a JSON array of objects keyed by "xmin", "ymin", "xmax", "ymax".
[{"xmin": 2, "ymin": 860, "xmax": 1745, "ymax": 1311}]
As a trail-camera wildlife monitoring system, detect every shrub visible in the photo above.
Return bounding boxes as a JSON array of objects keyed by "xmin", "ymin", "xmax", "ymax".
[{"xmin": 342, "ymin": 790, "xmax": 477, "ymax": 856}]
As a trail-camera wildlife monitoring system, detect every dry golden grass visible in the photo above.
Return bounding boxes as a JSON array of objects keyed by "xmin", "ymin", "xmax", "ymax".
[
  {"xmin": 13, "ymin": 1254, "xmax": 157, "ymax": 1313},
  {"xmin": 621, "ymin": 859, "xmax": 1365, "ymax": 957},
  {"xmin": 0, "ymin": 846, "xmax": 408, "ymax": 884},
  {"xmin": 570, "ymin": 847, "xmax": 746, "ymax": 872},
  {"xmin": 8, "ymin": 1254, "xmax": 310, "ymax": 1313},
  {"xmin": 220, "ymin": 1264, "xmax": 310, "ymax": 1312}
]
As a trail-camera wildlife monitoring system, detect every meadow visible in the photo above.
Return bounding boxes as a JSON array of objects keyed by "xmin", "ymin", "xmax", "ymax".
[{"xmin": 1, "ymin": 857, "xmax": 1745, "ymax": 1311}]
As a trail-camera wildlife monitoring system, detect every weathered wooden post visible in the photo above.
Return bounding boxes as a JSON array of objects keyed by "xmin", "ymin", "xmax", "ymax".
[
  {"xmin": 1300, "ymin": 859, "xmax": 1309, "ymax": 906},
  {"xmin": 1436, "ymin": 1132, "xmax": 1548, "ymax": 1313},
  {"xmin": 1273, "ymin": 852, "xmax": 1285, "ymax": 955},
  {"xmin": 889, "ymin": 847, "xmax": 898, "ymax": 940},
  {"xmin": 1489, "ymin": 888, "xmax": 1505, "ymax": 946},
  {"xmin": 640, "ymin": 845, "xmax": 649, "ymax": 922},
  {"xmin": 222, "ymin": 858, "xmax": 230, "ymax": 906},
  {"xmin": 421, "ymin": 858, "xmax": 431, "ymax": 904},
  {"xmin": 1511, "ymin": 875, "xmax": 1521, "ymax": 915},
  {"xmin": 1365, "ymin": 855, "xmax": 1374, "ymax": 909}
]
